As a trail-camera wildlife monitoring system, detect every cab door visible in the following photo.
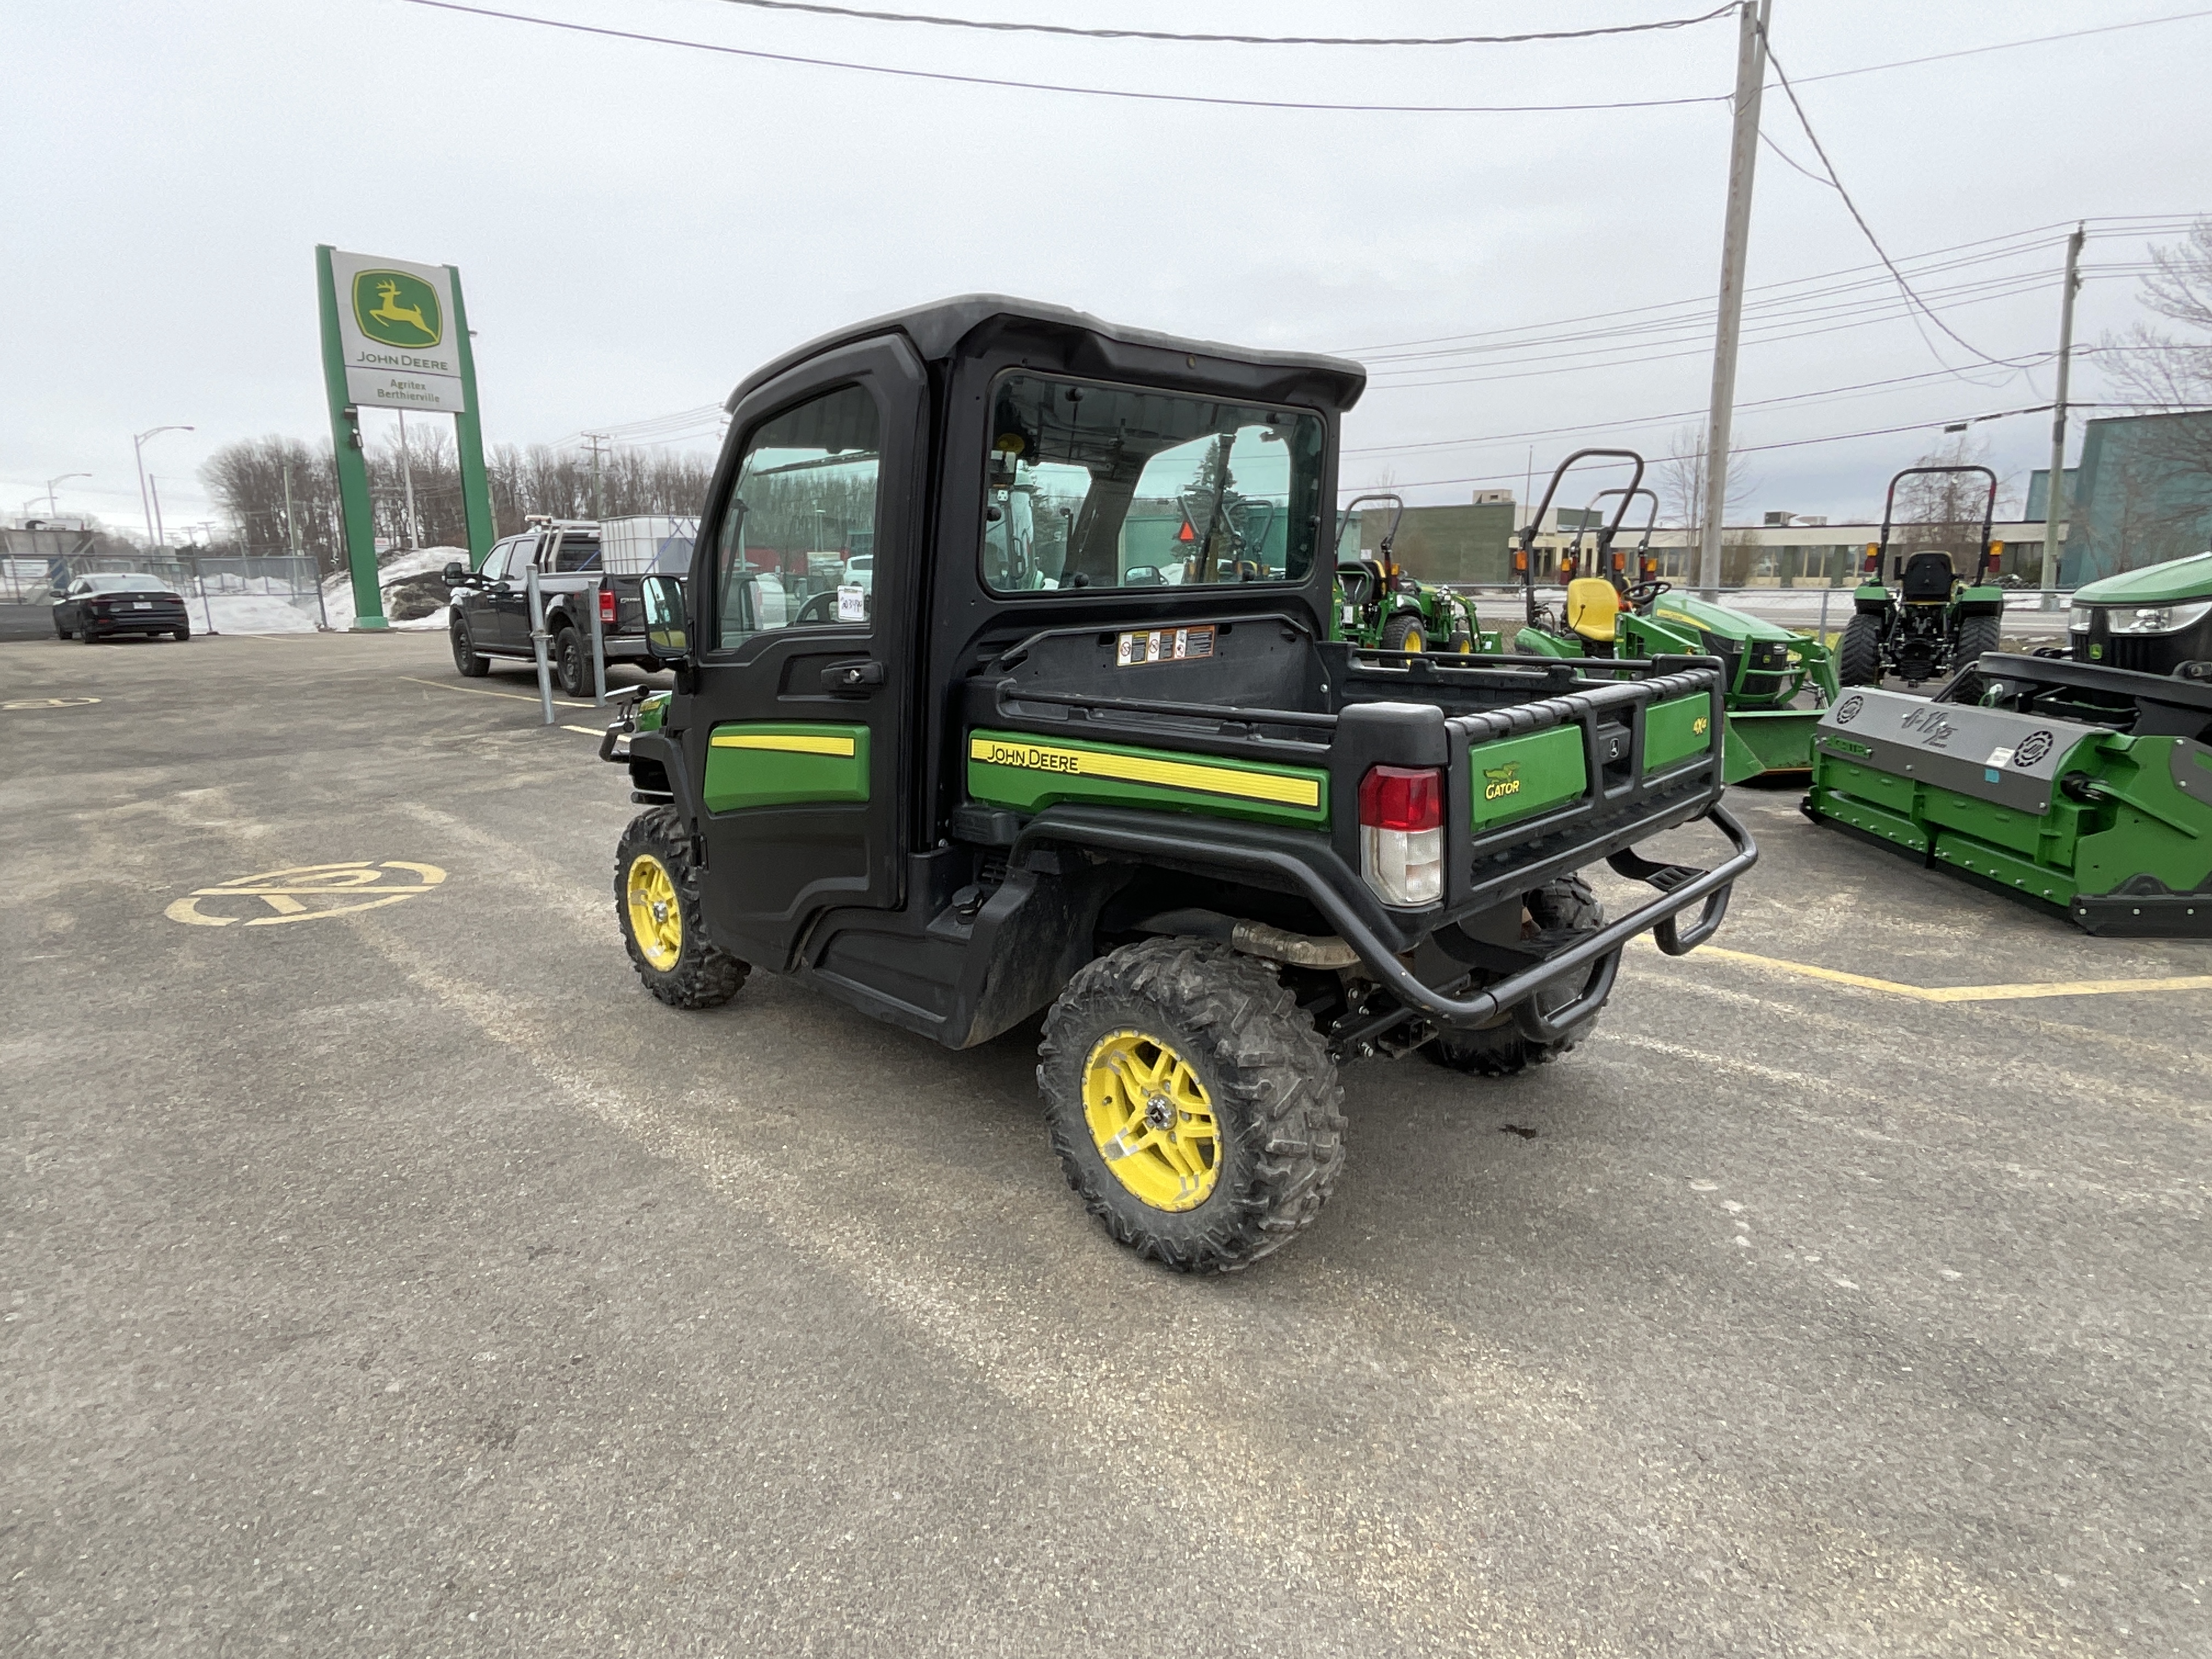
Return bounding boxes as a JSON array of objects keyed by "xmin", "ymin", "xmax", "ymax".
[
  {"xmin": 676, "ymin": 335, "xmax": 928, "ymax": 968},
  {"xmin": 488, "ymin": 534, "xmax": 540, "ymax": 651}
]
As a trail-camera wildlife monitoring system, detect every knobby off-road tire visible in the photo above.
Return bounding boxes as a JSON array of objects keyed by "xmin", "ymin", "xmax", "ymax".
[
  {"xmin": 1425, "ymin": 874, "xmax": 1607, "ymax": 1078},
  {"xmin": 1837, "ymin": 614, "xmax": 1884, "ymax": 686},
  {"xmin": 1039, "ymin": 936, "xmax": 1346, "ymax": 1274},
  {"xmin": 1380, "ymin": 611, "xmax": 1426, "ymax": 654},
  {"xmin": 1954, "ymin": 615, "xmax": 2002, "ymax": 672},
  {"xmin": 555, "ymin": 625, "xmax": 591, "ymax": 698},
  {"xmin": 452, "ymin": 613, "xmax": 492, "ymax": 678},
  {"xmin": 615, "ymin": 807, "xmax": 749, "ymax": 1009}
]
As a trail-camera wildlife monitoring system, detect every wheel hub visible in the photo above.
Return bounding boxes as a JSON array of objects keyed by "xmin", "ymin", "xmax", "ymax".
[
  {"xmin": 624, "ymin": 852, "xmax": 683, "ymax": 972},
  {"xmin": 1081, "ymin": 1029, "xmax": 1220, "ymax": 1212}
]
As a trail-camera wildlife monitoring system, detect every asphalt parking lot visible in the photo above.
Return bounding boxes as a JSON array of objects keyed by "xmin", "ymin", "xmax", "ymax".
[{"xmin": 4, "ymin": 630, "xmax": 2209, "ymax": 1656}]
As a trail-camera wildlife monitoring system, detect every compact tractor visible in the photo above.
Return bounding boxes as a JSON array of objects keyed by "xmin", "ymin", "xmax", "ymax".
[
  {"xmin": 1504, "ymin": 450, "xmax": 1839, "ymax": 780},
  {"xmin": 1805, "ymin": 546, "xmax": 2212, "ymax": 935},
  {"xmin": 1838, "ymin": 464, "xmax": 2008, "ymax": 687},
  {"xmin": 1332, "ymin": 492, "xmax": 1489, "ymax": 654}
]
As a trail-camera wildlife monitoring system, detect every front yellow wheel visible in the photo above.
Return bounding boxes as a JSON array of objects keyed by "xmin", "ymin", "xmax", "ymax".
[
  {"xmin": 1081, "ymin": 1029, "xmax": 1221, "ymax": 1212},
  {"xmin": 625, "ymin": 851, "xmax": 683, "ymax": 971}
]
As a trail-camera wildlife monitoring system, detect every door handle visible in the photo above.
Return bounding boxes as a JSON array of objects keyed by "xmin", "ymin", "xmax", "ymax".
[{"xmin": 821, "ymin": 659, "xmax": 886, "ymax": 696}]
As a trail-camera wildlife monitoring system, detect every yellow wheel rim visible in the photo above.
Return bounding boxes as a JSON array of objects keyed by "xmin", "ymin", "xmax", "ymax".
[
  {"xmin": 625, "ymin": 852, "xmax": 682, "ymax": 972},
  {"xmin": 1082, "ymin": 1029, "xmax": 1221, "ymax": 1212},
  {"xmin": 1403, "ymin": 627, "xmax": 1425, "ymax": 653},
  {"xmin": 1455, "ymin": 636, "xmax": 1474, "ymax": 654}
]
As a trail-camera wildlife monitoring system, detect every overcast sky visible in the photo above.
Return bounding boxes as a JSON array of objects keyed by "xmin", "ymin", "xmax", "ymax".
[{"xmin": 5, "ymin": 0, "xmax": 2208, "ymax": 539}]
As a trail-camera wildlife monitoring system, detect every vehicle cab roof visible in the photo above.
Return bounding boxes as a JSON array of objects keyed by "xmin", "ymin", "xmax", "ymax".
[{"xmin": 725, "ymin": 294, "xmax": 1368, "ymax": 416}]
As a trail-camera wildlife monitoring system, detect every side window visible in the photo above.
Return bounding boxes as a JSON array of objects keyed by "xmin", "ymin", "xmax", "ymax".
[
  {"xmin": 713, "ymin": 384, "xmax": 881, "ymax": 651},
  {"xmin": 481, "ymin": 539, "xmax": 516, "ymax": 580}
]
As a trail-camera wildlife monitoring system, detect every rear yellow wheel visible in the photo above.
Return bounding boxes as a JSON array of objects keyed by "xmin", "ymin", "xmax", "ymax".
[
  {"xmin": 625, "ymin": 853, "xmax": 682, "ymax": 971},
  {"xmin": 1081, "ymin": 1029, "xmax": 1221, "ymax": 1212}
]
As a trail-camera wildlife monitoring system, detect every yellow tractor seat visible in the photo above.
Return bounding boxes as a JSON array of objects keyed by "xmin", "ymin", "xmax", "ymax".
[{"xmin": 1565, "ymin": 578, "xmax": 1621, "ymax": 643}]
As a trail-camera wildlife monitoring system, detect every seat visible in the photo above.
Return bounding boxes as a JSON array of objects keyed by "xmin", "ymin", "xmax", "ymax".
[
  {"xmin": 1565, "ymin": 577, "xmax": 1621, "ymax": 643},
  {"xmin": 1900, "ymin": 550, "xmax": 1957, "ymax": 602}
]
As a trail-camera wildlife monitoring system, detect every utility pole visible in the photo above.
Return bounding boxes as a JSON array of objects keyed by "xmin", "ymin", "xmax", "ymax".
[
  {"xmin": 396, "ymin": 409, "xmax": 419, "ymax": 549},
  {"xmin": 2040, "ymin": 222, "xmax": 2086, "ymax": 607},
  {"xmin": 1697, "ymin": 0, "xmax": 1770, "ymax": 599},
  {"xmin": 583, "ymin": 433, "xmax": 609, "ymax": 521}
]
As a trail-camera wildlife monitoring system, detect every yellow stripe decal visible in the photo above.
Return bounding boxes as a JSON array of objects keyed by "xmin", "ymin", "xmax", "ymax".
[
  {"xmin": 968, "ymin": 735, "xmax": 1320, "ymax": 809},
  {"xmin": 711, "ymin": 732, "xmax": 857, "ymax": 757}
]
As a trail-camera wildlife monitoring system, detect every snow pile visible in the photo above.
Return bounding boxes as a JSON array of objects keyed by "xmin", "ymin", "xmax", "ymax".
[
  {"xmin": 201, "ymin": 594, "xmax": 318, "ymax": 634},
  {"xmin": 321, "ymin": 546, "xmax": 469, "ymax": 631}
]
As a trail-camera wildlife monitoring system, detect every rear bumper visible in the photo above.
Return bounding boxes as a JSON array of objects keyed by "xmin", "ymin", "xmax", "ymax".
[{"xmin": 1016, "ymin": 801, "xmax": 1756, "ymax": 1036}]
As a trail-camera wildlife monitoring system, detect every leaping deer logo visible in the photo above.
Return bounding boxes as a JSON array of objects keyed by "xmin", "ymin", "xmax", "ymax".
[{"xmin": 369, "ymin": 279, "xmax": 432, "ymax": 337}]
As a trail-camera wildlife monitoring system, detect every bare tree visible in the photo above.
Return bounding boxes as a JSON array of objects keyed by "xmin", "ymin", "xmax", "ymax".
[
  {"xmin": 2099, "ymin": 217, "xmax": 2212, "ymax": 478},
  {"xmin": 1654, "ymin": 422, "xmax": 1756, "ymax": 541}
]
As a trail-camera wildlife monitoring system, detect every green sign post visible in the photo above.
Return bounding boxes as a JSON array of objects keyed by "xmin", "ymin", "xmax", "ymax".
[{"xmin": 315, "ymin": 245, "xmax": 494, "ymax": 630}]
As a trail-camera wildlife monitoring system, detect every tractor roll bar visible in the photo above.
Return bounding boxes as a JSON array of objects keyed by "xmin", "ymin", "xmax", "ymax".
[
  {"xmin": 1874, "ymin": 464, "xmax": 2000, "ymax": 585},
  {"xmin": 1336, "ymin": 492, "xmax": 1406, "ymax": 567},
  {"xmin": 1515, "ymin": 448, "xmax": 1647, "ymax": 625},
  {"xmin": 1566, "ymin": 486, "xmax": 1661, "ymax": 585}
]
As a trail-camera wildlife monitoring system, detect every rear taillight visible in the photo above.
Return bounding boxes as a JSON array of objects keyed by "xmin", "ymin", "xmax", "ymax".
[
  {"xmin": 599, "ymin": 586, "xmax": 617, "ymax": 625},
  {"xmin": 1358, "ymin": 765, "xmax": 1443, "ymax": 907}
]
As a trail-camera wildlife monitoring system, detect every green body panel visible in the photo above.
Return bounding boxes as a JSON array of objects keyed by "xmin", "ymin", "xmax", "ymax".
[
  {"xmin": 1468, "ymin": 725, "xmax": 1587, "ymax": 830},
  {"xmin": 1808, "ymin": 732, "xmax": 2212, "ymax": 912},
  {"xmin": 1853, "ymin": 582, "xmax": 1889, "ymax": 603},
  {"xmin": 1724, "ymin": 709, "xmax": 1820, "ymax": 781},
  {"xmin": 1645, "ymin": 593, "xmax": 1796, "ymax": 644},
  {"xmin": 704, "ymin": 722, "xmax": 870, "ymax": 812},
  {"xmin": 1643, "ymin": 693, "xmax": 1713, "ymax": 774},
  {"xmin": 966, "ymin": 729, "xmax": 1329, "ymax": 828},
  {"xmin": 1513, "ymin": 625, "xmax": 1581, "ymax": 658},
  {"xmin": 2073, "ymin": 549, "xmax": 2212, "ymax": 606},
  {"xmin": 634, "ymin": 691, "xmax": 671, "ymax": 733}
]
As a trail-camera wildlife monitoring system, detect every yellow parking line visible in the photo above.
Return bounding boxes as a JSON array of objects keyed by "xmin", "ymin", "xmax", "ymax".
[
  {"xmin": 1644, "ymin": 938, "xmax": 2212, "ymax": 1003},
  {"xmin": 562, "ymin": 725, "xmax": 604, "ymax": 736},
  {"xmin": 399, "ymin": 675, "xmax": 546, "ymax": 704}
]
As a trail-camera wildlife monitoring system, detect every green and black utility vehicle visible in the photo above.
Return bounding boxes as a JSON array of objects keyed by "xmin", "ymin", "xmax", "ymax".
[
  {"xmin": 1331, "ymin": 493, "xmax": 1489, "ymax": 655},
  {"xmin": 1505, "ymin": 456, "xmax": 1839, "ymax": 780},
  {"xmin": 601, "ymin": 297, "xmax": 1756, "ymax": 1272},
  {"xmin": 2065, "ymin": 548, "xmax": 2212, "ymax": 678},
  {"xmin": 1838, "ymin": 464, "xmax": 2008, "ymax": 687}
]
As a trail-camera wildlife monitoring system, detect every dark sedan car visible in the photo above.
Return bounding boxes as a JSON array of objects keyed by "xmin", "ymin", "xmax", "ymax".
[{"xmin": 53, "ymin": 573, "xmax": 192, "ymax": 642}]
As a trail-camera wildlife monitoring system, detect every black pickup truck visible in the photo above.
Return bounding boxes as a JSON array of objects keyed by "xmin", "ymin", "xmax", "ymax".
[
  {"xmin": 601, "ymin": 296, "xmax": 1757, "ymax": 1273},
  {"xmin": 445, "ymin": 520, "xmax": 665, "ymax": 694}
]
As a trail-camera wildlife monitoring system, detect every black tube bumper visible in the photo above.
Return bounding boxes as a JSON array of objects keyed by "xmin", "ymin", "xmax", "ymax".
[{"xmin": 1015, "ymin": 802, "xmax": 1757, "ymax": 1035}]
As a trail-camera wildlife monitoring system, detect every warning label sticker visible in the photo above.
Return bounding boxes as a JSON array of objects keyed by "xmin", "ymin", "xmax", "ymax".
[{"xmin": 1115, "ymin": 626, "xmax": 1216, "ymax": 667}]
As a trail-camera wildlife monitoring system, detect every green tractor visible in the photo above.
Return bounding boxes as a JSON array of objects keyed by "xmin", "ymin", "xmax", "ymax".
[
  {"xmin": 1331, "ymin": 492, "xmax": 1493, "ymax": 654},
  {"xmin": 1505, "ymin": 451, "xmax": 1840, "ymax": 780},
  {"xmin": 1838, "ymin": 464, "xmax": 2008, "ymax": 688},
  {"xmin": 2067, "ymin": 548, "xmax": 2212, "ymax": 678}
]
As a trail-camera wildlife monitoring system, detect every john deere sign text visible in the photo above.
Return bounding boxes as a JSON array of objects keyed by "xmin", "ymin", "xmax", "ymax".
[{"xmin": 329, "ymin": 249, "xmax": 469, "ymax": 413}]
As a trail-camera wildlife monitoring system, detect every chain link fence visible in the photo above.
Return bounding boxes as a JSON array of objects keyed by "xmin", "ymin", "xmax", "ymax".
[{"xmin": 2, "ymin": 551, "xmax": 329, "ymax": 629}]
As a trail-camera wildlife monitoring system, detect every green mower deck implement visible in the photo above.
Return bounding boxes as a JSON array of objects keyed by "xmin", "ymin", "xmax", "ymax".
[
  {"xmin": 1839, "ymin": 465, "xmax": 2008, "ymax": 688},
  {"xmin": 2066, "ymin": 548, "xmax": 2212, "ymax": 678},
  {"xmin": 1331, "ymin": 492, "xmax": 1491, "ymax": 654},
  {"xmin": 1505, "ymin": 455, "xmax": 1838, "ymax": 781},
  {"xmin": 1804, "ymin": 652, "xmax": 2212, "ymax": 935}
]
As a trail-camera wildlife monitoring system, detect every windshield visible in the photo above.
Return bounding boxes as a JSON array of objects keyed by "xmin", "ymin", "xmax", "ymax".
[{"xmin": 983, "ymin": 373, "xmax": 1324, "ymax": 594}]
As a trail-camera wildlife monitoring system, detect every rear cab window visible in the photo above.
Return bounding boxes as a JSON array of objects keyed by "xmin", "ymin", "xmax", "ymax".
[{"xmin": 981, "ymin": 373, "xmax": 1325, "ymax": 595}]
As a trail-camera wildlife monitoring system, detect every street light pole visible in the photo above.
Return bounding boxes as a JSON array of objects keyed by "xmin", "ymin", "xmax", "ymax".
[
  {"xmin": 132, "ymin": 425, "xmax": 194, "ymax": 550},
  {"xmin": 44, "ymin": 473, "xmax": 90, "ymax": 516}
]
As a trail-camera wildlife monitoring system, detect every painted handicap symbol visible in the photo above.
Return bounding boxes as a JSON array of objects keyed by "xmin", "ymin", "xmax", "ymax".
[{"xmin": 166, "ymin": 861, "xmax": 447, "ymax": 928}]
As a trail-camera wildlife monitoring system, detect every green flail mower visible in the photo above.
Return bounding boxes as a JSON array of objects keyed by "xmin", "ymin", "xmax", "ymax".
[
  {"xmin": 1331, "ymin": 492, "xmax": 1496, "ymax": 655},
  {"xmin": 1804, "ymin": 650, "xmax": 2212, "ymax": 936},
  {"xmin": 1838, "ymin": 464, "xmax": 2009, "ymax": 689},
  {"xmin": 1503, "ymin": 449, "xmax": 1839, "ymax": 782}
]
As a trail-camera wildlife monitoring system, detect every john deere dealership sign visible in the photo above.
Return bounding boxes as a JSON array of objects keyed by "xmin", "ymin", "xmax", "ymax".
[{"xmin": 328, "ymin": 249, "xmax": 469, "ymax": 413}]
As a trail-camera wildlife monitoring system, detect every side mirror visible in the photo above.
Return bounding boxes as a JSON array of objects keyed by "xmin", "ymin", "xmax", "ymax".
[
  {"xmin": 641, "ymin": 574, "xmax": 690, "ymax": 661},
  {"xmin": 442, "ymin": 562, "xmax": 467, "ymax": 585}
]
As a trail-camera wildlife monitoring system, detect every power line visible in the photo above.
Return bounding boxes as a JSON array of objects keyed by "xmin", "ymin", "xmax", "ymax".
[
  {"xmin": 1786, "ymin": 7, "xmax": 2212, "ymax": 89},
  {"xmin": 1757, "ymin": 18, "xmax": 2041, "ymax": 376},
  {"xmin": 692, "ymin": 0, "xmax": 1739, "ymax": 47},
  {"xmin": 396, "ymin": 1, "xmax": 1731, "ymax": 114}
]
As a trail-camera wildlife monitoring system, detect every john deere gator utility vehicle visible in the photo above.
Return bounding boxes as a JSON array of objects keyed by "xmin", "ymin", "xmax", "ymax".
[
  {"xmin": 1507, "ymin": 456, "xmax": 1839, "ymax": 781},
  {"xmin": 602, "ymin": 296, "xmax": 1756, "ymax": 1273},
  {"xmin": 1331, "ymin": 492, "xmax": 1489, "ymax": 654},
  {"xmin": 1838, "ymin": 464, "xmax": 2008, "ymax": 688},
  {"xmin": 2066, "ymin": 548, "xmax": 2212, "ymax": 678}
]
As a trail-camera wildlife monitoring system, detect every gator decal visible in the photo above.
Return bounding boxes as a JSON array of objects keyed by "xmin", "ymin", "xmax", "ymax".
[
  {"xmin": 1644, "ymin": 693, "xmax": 1716, "ymax": 774},
  {"xmin": 704, "ymin": 723, "xmax": 868, "ymax": 811},
  {"xmin": 967, "ymin": 730, "xmax": 1327, "ymax": 827},
  {"xmin": 1469, "ymin": 726, "xmax": 1585, "ymax": 831}
]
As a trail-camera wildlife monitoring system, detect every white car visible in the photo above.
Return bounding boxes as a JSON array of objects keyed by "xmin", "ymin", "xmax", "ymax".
[{"xmin": 842, "ymin": 554, "xmax": 873, "ymax": 592}]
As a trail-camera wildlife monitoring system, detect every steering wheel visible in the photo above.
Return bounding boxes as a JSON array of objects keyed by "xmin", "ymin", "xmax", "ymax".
[
  {"xmin": 1624, "ymin": 579, "xmax": 1672, "ymax": 608},
  {"xmin": 793, "ymin": 590, "xmax": 842, "ymax": 625}
]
